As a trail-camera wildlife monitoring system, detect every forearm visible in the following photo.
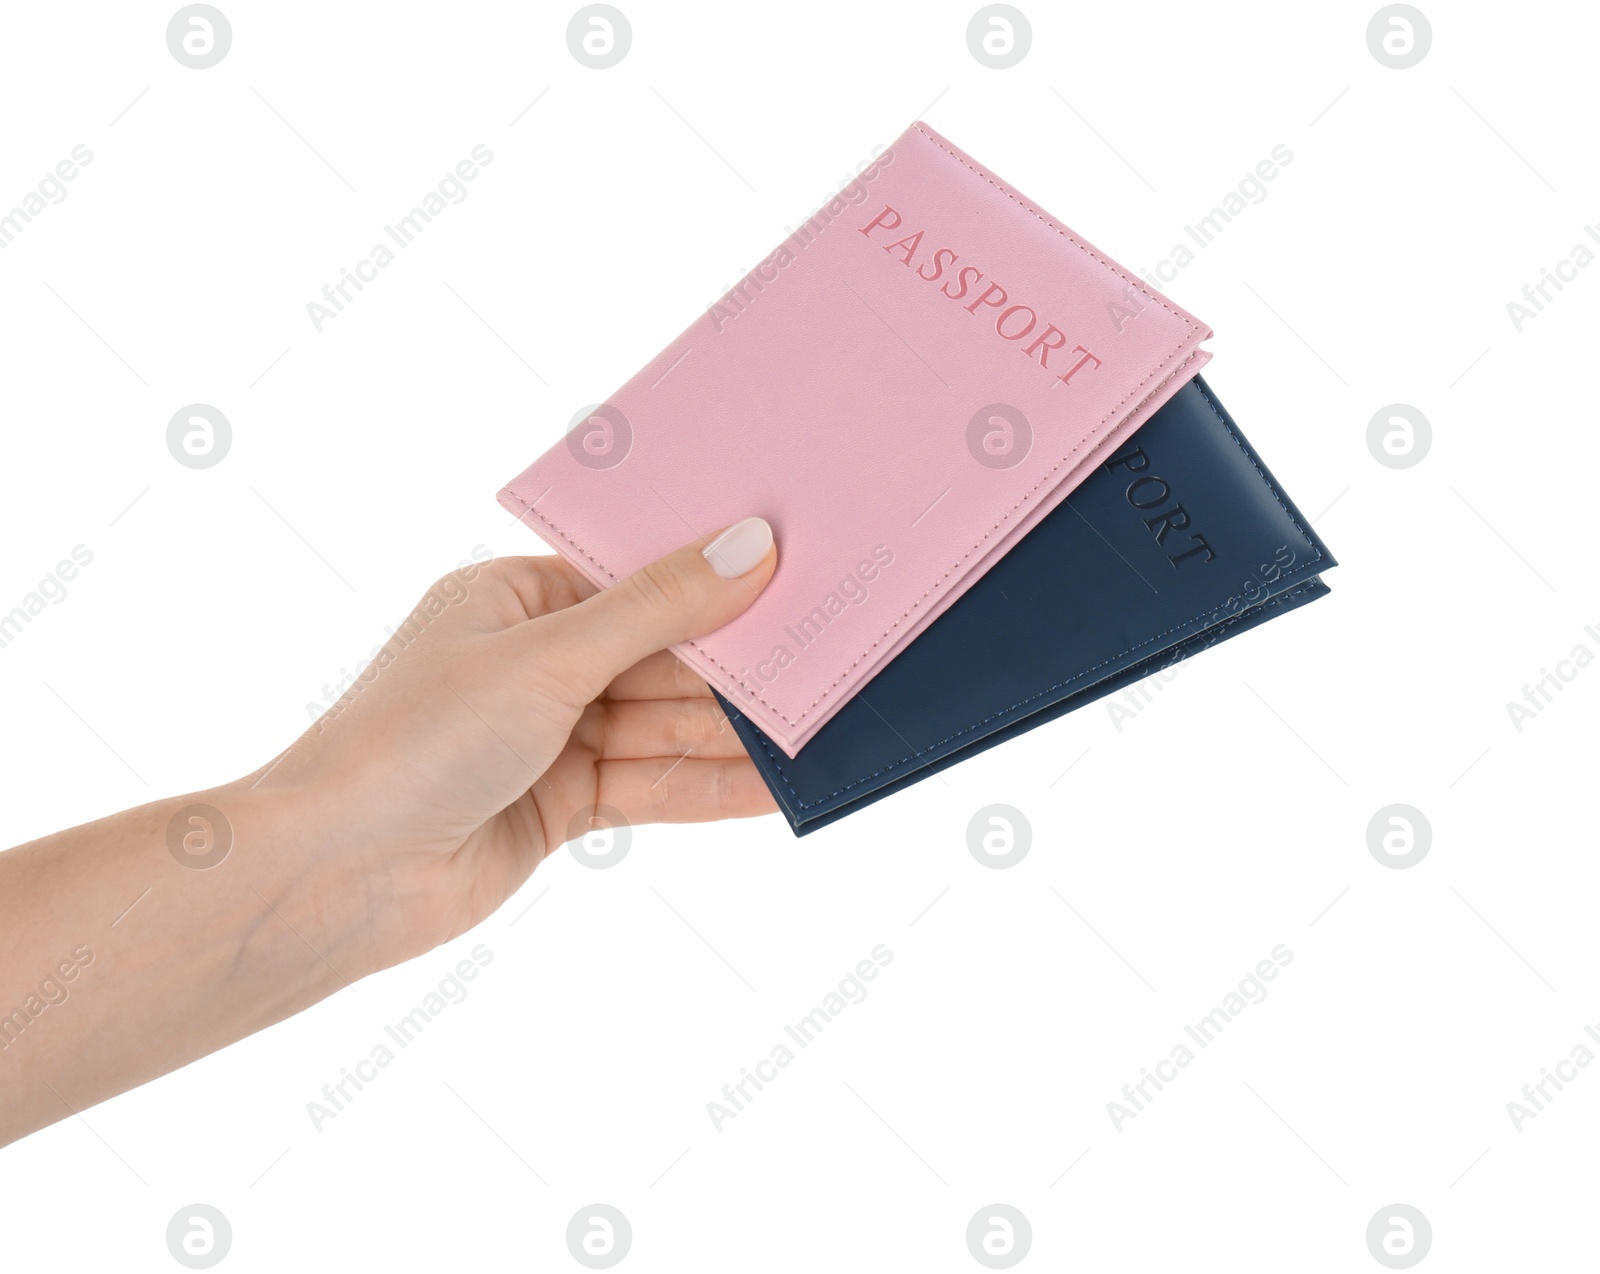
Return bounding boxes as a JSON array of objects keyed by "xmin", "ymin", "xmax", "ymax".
[
  {"xmin": 0, "ymin": 778, "xmax": 370, "ymax": 1146},
  {"xmin": 0, "ymin": 539, "xmax": 781, "ymax": 1146}
]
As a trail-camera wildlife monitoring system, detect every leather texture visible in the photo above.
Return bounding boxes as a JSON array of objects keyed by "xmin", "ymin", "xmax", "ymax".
[
  {"xmin": 498, "ymin": 120, "xmax": 1211, "ymax": 756},
  {"xmin": 715, "ymin": 374, "xmax": 1338, "ymax": 835}
]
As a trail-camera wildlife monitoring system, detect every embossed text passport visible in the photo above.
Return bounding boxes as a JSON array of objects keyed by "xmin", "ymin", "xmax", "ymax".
[{"xmin": 715, "ymin": 374, "xmax": 1338, "ymax": 834}]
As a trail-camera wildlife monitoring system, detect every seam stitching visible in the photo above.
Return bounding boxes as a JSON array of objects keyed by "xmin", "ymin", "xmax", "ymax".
[
  {"xmin": 499, "ymin": 124, "xmax": 1209, "ymax": 736},
  {"xmin": 750, "ymin": 381, "xmax": 1329, "ymax": 807},
  {"xmin": 761, "ymin": 578, "xmax": 1323, "ymax": 809}
]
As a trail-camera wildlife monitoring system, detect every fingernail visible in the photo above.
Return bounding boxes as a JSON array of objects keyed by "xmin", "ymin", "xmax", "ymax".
[{"xmin": 703, "ymin": 517, "xmax": 774, "ymax": 579}]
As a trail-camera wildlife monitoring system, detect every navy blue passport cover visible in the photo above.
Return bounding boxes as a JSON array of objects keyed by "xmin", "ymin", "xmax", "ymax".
[{"xmin": 715, "ymin": 374, "xmax": 1337, "ymax": 836}]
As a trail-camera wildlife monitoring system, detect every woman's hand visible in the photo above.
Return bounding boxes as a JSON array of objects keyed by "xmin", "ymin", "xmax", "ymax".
[
  {"xmin": 0, "ymin": 519, "xmax": 777, "ymax": 1145},
  {"xmin": 253, "ymin": 516, "xmax": 780, "ymax": 974}
]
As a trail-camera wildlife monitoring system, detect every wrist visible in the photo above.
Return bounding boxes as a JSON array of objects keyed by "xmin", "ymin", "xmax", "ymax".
[
  {"xmin": 202, "ymin": 775, "xmax": 384, "ymax": 989},
  {"xmin": 0, "ymin": 777, "xmax": 383, "ymax": 1144}
]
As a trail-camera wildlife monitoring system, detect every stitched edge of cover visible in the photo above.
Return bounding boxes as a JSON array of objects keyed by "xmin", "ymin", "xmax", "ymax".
[
  {"xmin": 501, "ymin": 347, "xmax": 1204, "ymax": 739},
  {"xmin": 499, "ymin": 123, "xmax": 1212, "ymax": 738},
  {"xmin": 753, "ymin": 381, "xmax": 1330, "ymax": 810}
]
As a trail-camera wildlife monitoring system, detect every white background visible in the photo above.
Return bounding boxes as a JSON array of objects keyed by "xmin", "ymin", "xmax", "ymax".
[{"xmin": 1, "ymin": 0, "xmax": 1595, "ymax": 1269}]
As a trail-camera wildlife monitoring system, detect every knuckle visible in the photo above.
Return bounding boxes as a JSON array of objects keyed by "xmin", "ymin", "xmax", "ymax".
[
  {"xmin": 712, "ymin": 762, "xmax": 742, "ymax": 814},
  {"xmin": 627, "ymin": 559, "xmax": 694, "ymax": 617},
  {"xmin": 477, "ymin": 556, "xmax": 554, "ymax": 613},
  {"xmin": 396, "ymin": 576, "xmax": 469, "ymax": 640},
  {"xmin": 648, "ymin": 769, "xmax": 675, "ymax": 820},
  {"xmin": 428, "ymin": 568, "xmax": 469, "ymax": 600},
  {"xmin": 470, "ymin": 556, "xmax": 515, "ymax": 589},
  {"xmin": 671, "ymin": 702, "xmax": 713, "ymax": 753}
]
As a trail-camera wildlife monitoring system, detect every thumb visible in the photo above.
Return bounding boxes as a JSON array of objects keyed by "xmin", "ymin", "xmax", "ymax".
[{"xmin": 532, "ymin": 516, "xmax": 777, "ymax": 705}]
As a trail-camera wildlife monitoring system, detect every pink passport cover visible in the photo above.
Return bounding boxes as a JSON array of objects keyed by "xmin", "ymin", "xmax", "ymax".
[{"xmin": 498, "ymin": 121, "xmax": 1211, "ymax": 757}]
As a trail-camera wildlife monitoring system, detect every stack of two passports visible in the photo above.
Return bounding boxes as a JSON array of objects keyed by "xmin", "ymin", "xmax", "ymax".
[{"xmin": 498, "ymin": 121, "xmax": 1336, "ymax": 836}]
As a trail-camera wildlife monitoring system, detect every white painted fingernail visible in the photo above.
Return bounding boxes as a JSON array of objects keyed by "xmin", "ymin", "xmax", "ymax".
[{"xmin": 703, "ymin": 517, "xmax": 773, "ymax": 579}]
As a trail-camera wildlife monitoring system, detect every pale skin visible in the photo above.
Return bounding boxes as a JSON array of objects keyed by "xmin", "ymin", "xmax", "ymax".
[{"xmin": 0, "ymin": 526, "xmax": 778, "ymax": 1146}]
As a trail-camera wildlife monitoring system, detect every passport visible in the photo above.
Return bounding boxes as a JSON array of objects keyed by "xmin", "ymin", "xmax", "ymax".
[
  {"xmin": 498, "ymin": 120, "xmax": 1211, "ymax": 756},
  {"xmin": 714, "ymin": 375, "xmax": 1337, "ymax": 835}
]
